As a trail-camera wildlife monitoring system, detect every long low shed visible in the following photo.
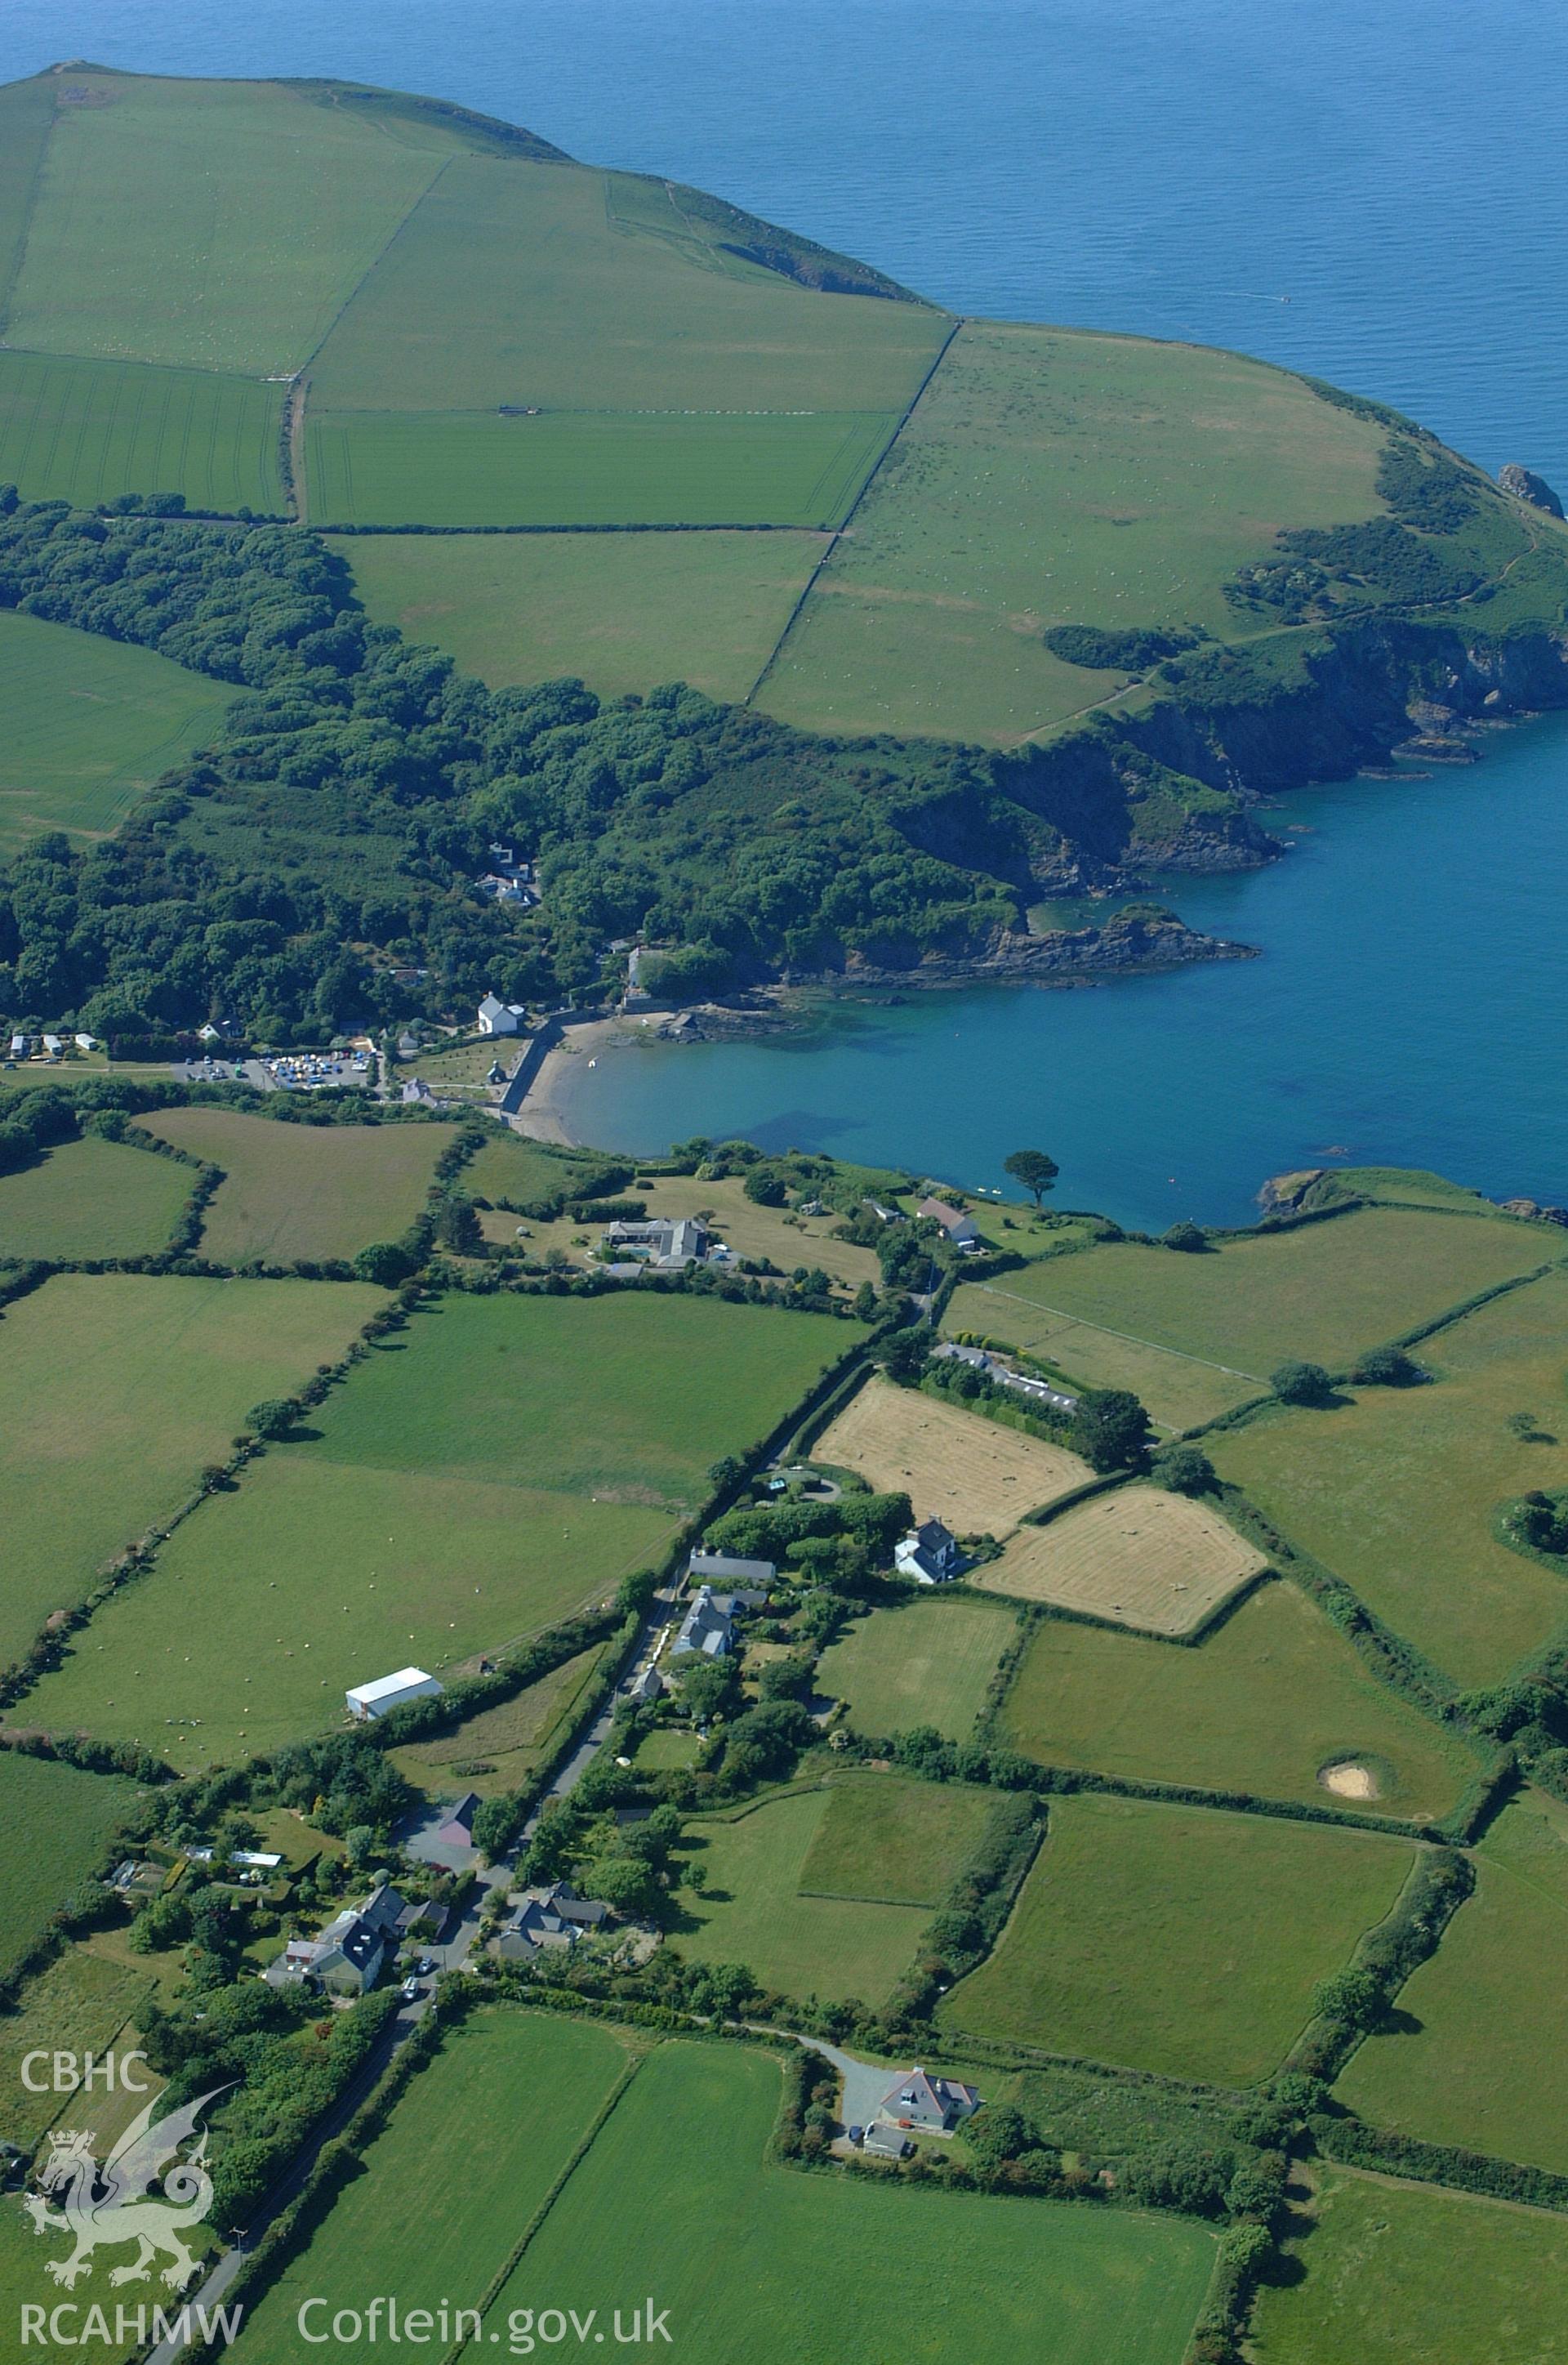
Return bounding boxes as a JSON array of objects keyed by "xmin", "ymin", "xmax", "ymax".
[{"xmin": 345, "ymin": 1667, "xmax": 444, "ymax": 1720}]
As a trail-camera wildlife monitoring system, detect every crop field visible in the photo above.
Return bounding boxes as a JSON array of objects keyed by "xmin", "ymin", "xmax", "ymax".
[
  {"xmin": 0, "ymin": 1133, "xmax": 191, "ymax": 1261},
  {"xmin": 1211, "ymin": 1266, "xmax": 1568, "ymax": 1684},
  {"xmin": 335, "ymin": 529, "xmax": 829, "ymax": 703},
  {"xmin": 756, "ymin": 321, "xmax": 1388, "ymax": 744},
  {"xmin": 7, "ymin": 74, "xmax": 445, "ymax": 375},
  {"xmin": 673, "ymin": 1787, "xmax": 933, "ymax": 2004},
  {"xmin": 974, "ymin": 1485, "xmax": 1268, "ymax": 1635},
  {"xmin": 136, "ymin": 1107, "xmax": 448, "ymax": 1265},
  {"xmin": 816, "ymin": 1375, "xmax": 1091, "ymax": 1533},
  {"xmin": 1250, "ymin": 2165, "xmax": 1568, "ymax": 2365},
  {"xmin": 29, "ymin": 1290, "xmax": 841, "ymax": 1766},
  {"xmin": 0, "ymin": 607, "xmax": 230, "ymax": 856},
  {"xmin": 0, "ymin": 1752, "xmax": 137, "ymax": 1981},
  {"xmin": 1335, "ymin": 1795, "xmax": 1568, "ymax": 2175},
  {"xmin": 305, "ymin": 408, "xmax": 898, "ymax": 529},
  {"xmin": 946, "ymin": 1278, "xmax": 1259, "ymax": 1430},
  {"xmin": 0, "ymin": 1948, "xmax": 152, "ymax": 2149},
  {"xmin": 0, "ymin": 1273, "xmax": 381, "ymax": 1671},
  {"xmin": 391, "ymin": 1644, "xmax": 608, "ymax": 1796},
  {"xmin": 998, "ymin": 1578, "xmax": 1477, "ymax": 1817},
  {"xmin": 939, "ymin": 1793, "xmax": 1416, "ymax": 2086},
  {"xmin": 228, "ymin": 2011, "xmax": 632, "ymax": 2365},
  {"xmin": 481, "ymin": 2039, "xmax": 1216, "ymax": 2365},
  {"xmin": 797, "ymin": 1771, "xmax": 997, "ymax": 1905},
  {"xmin": 0, "ymin": 350, "xmax": 283, "ymax": 513},
  {"xmin": 816, "ymin": 1595, "xmax": 1018, "ymax": 1741},
  {"xmin": 308, "ymin": 154, "xmax": 947, "ymax": 417}
]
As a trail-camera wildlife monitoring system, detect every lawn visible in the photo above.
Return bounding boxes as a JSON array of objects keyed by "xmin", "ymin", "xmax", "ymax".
[
  {"xmin": 1335, "ymin": 1793, "xmax": 1568, "ymax": 2175},
  {"xmin": 946, "ymin": 1278, "xmax": 1259, "ymax": 1431},
  {"xmin": 672, "ymin": 1787, "xmax": 933, "ymax": 2006},
  {"xmin": 228, "ymin": 2010, "xmax": 632, "ymax": 2365},
  {"xmin": 0, "ymin": 1947, "xmax": 153, "ymax": 2149},
  {"xmin": 816, "ymin": 1595, "xmax": 1019, "ymax": 1741},
  {"xmin": 0, "ymin": 349, "xmax": 284, "ymax": 514},
  {"xmin": 975, "ymin": 1485, "xmax": 1267, "ymax": 1635},
  {"xmin": 1211, "ymin": 1266, "xmax": 1568, "ymax": 1684},
  {"xmin": 28, "ymin": 1290, "xmax": 842, "ymax": 1767},
  {"xmin": 939, "ymin": 1793, "xmax": 1416, "ymax": 2086},
  {"xmin": 998, "ymin": 1578, "xmax": 1477, "ymax": 1819},
  {"xmin": 0, "ymin": 1752, "xmax": 139, "ymax": 1981},
  {"xmin": 391, "ymin": 1643, "xmax": 608, "ymax": 1796},
  {"xmin": 335, "ymin": 529, "xmax": 828, "ymax": 703},
  {"xmin": 816, "ymin": 1375, "xmax": 1092, "ymax": 1535},
  {"xmin": 0, "ymin": 1133, "xmax": 191, "ymax": 1261},
  {"xmin": 755, "ymin": 320, "xmax": 1388, "ymax": 745},
  {"xmin": 309, "ymin": 153, "xmax": 946, "ymax": 416},
  {"xmin": 0, "ymin": 606, "xmax": 230, "ymax": 856},
  {"xmin": 0, "ymin": 1273, "xmax": 382, "ymax": 1671},
  {"xmin": 305, "ymin": 407, "xmax": 899, "ymax": 529},
  {"xmin": 8, "ymin": 72, "xmax": 445, "ymax": 375},
  {"xmin": 1250, "ymin": 2164, "xmax": 1568, "ymax": 2365},
  {"xmin": 481, "ymin": 2040, "xmax": 1217, "ymax": 2365},
  {"xmin": 135, "ymin": 1107, "xmax": 448, "ymax": 1265},
  {"xmin": 797, "ymin": 1770, "xmax": 997, "ymax": 1906}
]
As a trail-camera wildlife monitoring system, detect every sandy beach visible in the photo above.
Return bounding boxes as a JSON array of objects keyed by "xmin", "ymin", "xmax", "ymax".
[{"xmin": 509, "ymin": 1013, "xmax": 658, "ymax": 1146}]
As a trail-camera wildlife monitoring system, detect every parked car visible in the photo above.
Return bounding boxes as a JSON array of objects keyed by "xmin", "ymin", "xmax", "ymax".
[{"xmin": 399, "ymin": 1976, "xmax": 424, "ymax": 2002}]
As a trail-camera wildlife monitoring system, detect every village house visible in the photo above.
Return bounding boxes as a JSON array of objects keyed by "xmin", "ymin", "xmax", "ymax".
[
  {"xmin": 916, "ymin": 1195, "xmax": 980, "ymax": 1251},
  {"xmin": 895, "ymin": 1518, "xmax": 961, "ymax": 1586},
  {"xmin": 668, "ymin": 1582, "xmax": 765, "ymax": 1659},
  {"xmin": 876, "ymin": 2067, "xmax": 982, "ymax": 2133},
  {"xmin": 345, "ymin": 1667, "xmax": 443, "ymax": 1721},
  {"xmin": 491, "ymin": 1881, "xmax": 611, "ymax": 1963},
  {"xmin": 476, "ymin": 993, "xmax": 528, "ymax": 1037}
]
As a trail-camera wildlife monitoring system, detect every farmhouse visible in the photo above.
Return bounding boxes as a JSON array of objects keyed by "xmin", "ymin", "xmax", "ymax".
[
  {"xmin": 877, "ymin": 2068, "xmax": 981, "ymax": 2132},
  {"xmin": 603, "ymin": 1216, "xmax": 713, "ymax": 1270},
  {"xmin": 492, "ymin": 1881, "xmax": 612, "ymax": 1962},
  {"xmin": 345, "ymin": 1667, "xmax": 444, "ymax": 1721},
  {"xmin": 670, "ymin": 1582, "xmax": 766, "ymax": 1658},
  {"xmin": 896, "ymin": 1518, "xmax": 961, "ymax": 1586},
  {"xmin": 266, "ymin": 1881, "xmax": 412, "ymax": 1997},
  {"xmin": 917, "ymin": 1196, "xmax": 980, "ymax": 1251},
  {"xmin": 477, "ymin": 993, "xmax": 528, "ymax": 1037}
]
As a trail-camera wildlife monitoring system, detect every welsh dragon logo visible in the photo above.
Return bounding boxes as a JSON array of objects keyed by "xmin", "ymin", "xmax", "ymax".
[{"xmin": 24, "ymin": 2086, "xmax": 228, "ymax": 2292}]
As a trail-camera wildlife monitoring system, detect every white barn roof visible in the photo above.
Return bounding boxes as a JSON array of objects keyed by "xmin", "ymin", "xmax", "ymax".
[{"xmin": 345, "ymin": 1666, "xmax": 443, "ymax": 1716}]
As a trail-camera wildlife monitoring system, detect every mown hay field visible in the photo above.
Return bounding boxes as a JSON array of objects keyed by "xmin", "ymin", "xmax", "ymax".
[
  {"xmin": 225, "ymin": 2011, "xmax": 631, "ymax": 2365},
  {"xmin": 0, "ymin": 1273, "xmax": 383, "ymax": 1669},
  {"xmin": 0, "ymin": 606, "xmax": 230, "ymax": 857},
  {"xmin": 974, "ymin": 1485, "xmax": 1267, "ymax": 1635},
  {"xmin": 1250, "ymin": 2164, "xmax": 1568, "ymax": 2365},
  {"xmin": 797, "ymin": 1771, "xmax": 997, "ymax": 1907},
  {"xmin": 816, "ymin": 1595, "xmax": 1018, "ymax": 1742},
  {"xmin": 939, "ymin": 1793, "xmax": 1416, "ymax": 2086},
  {"xmin": 817, "ymin": 1375, "xmax": 1091, "ymax": 1533},
  {"xmin": 305, "ymin": 407, "xmax": 898, "ymax": 529},
  {"xmin": 0, "ymin": 1752, "xmax": 138, "ymax": 1981},
  {"xmin": 1211, "ymin": 1266, "xmax": 1568, "ymax": 1685},
  {"xmin": 29, "ymin": 1291, "xmax": 843, "ymax": 1767},
  {"xmin": 336, "ymin": 529, "xmax": 829, "ymax": 704},
  {"xmin": 0, "ymin": 349, "xmax": 284, "ymax": 513},
  {"xmin": 0, "ymin": 1133, "xmax": 191, "ymax": 1261},
  {"xmin": 999, "ymin": 1578, "xmax": 1477, "ymax": 1818},
  {"xmin": 390, "ymin": 1642, "xmax": 609, "ymax": 1796},
  {"xmin": 1335, "ymin": 1794, "xmax": 1568, "ymax": 2175},
  {"xmin": 483, "ymin": 2040, "xmax": 1217, "ymax": 2365},
  {"xmin": 136, "ymin": 1107, "xmax": 448, "ymax": 1265}
]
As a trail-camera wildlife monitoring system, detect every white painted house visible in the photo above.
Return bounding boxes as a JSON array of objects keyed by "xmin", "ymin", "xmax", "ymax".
[
  {"xmin": 345, "ymin": 1667, "xmax": 443, "ymax": 1721},
  {"xmin": 477, "ymin": 994, "xmax": 527, "ymax": 1037}
]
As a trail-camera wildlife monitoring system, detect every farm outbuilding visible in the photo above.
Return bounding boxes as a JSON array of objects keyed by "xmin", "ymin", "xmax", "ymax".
[{"xmin": 345, "ymin": 1666, "xmax": 444, "ymax": 1720}]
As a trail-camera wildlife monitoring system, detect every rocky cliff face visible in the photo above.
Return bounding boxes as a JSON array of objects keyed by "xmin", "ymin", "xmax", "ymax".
[
  {"xmin": 832, "ymin": 903, "xmax": 1255, "ymax": 988},
  {"xmin": 1499, "ymin": 464, "xmax": 1566, "ymax": 520}
]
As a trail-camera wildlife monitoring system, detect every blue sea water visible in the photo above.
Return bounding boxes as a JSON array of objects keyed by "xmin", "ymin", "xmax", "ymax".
[{"xmin": 4, "ymin": 0, "xmax": 1566, "ymax": 1222}]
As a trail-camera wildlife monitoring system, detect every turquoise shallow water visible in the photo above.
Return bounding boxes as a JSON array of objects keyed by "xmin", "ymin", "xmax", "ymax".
[{"xmin": 4, "ymin": 0, "xmax": 1566, "ymax": 1221}]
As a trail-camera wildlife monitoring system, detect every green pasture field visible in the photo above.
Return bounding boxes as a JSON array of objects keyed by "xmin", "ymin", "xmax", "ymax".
[
  {"xmin": 0, "ymin": 1132, "xmax": 191, "ymax": 1261},
  {"xmin": 939, "ymin": 1792, "xmax": 1416, "ymax": 2086},
  {"xmin": 0, "ymin": 2202, "xmax": 135, "ymax": 2364},
  {"xmin": 461, "ymin": 1131, "xmax": 609, "ymax": 1203},
  {"xmin": 335, "ymin": 529, "xmax": 828, "ymax": 703},
  {"xmin": 945, "ymin": 1278, "xmax": 1258, "ymax": 1430},
  {"xmin": 0, "ymin": 74, "xmax": 55, "ymax": 312},
  {"xmin": 1306, "ymin": 1164, "xmax": 1503, "ymax": 1214},
  {"xmin": 673, "ymin": 1786, "xmax": 933, "ymax": 2005},
  {"xmin": 1211, "ymin": 1266, "xmax": 1568, "ymax": 1684},
  {"xmin": 29, "ymin": 1289, "xmax": 840, "ymax": 1767},
  {"xmin": 815, "ymin": 1595, "xmax": 1019, "ymax": 1741},
  {"xmin": 1335, "ymin": 1794, "xmax": 1568, "ymax": 2175},
  {"xmin": 228, "ymin": 2011, "xmax": 631, "ymax": 2365},
  {"xmin": 305, "ymin": 408, "xmax": 898, "ymax": 529},
  {"xmin": 483, "ymin": 2039, "xmax": 1216, "ymax": 2365},
  {"xmin": 998, "ymin": 1580, "xmax": 1477, "ymax": 1819},
  {"xmin": 135, "ymin": 1107, "xmax": 447, "ymax": 1265},
  {"xmin": 391, "ymin": 1643, "xmax": 608, "ymax": 1796},
  {"xmin": 0, "ymin": 1752, "xmax": 138, "ymax": 1982},
  {"xmin": 0, "ymin": 350, "xmax": 284, "ymax": 512},
  {"xmin": 1250, "ymin": 2164, "xmax": 1568, "ymax": 2365},
  {"xmin": 0, "ymin": 1272, "xmax": 381, "ymax": 1671},
  {"xmin": 309, "ymin": 154, "xmax": 947, "ymax": 416},
  {"xmin": 0, "ymin": 606, "xmax": 230, "ymax": 857},
  {"xmin": 0, "ymin": 1948, "xmax": 152, "ymax": 2149},
  {"xmin": 755, "ymin": 320, "xmax": 1388, "ymax": 744},
  {"xmin": 7, "ymin": 72, "xmax": 445, "ymax": 375},
  {"xmin": 798, "ymin": 1771, "xmax": 996, "ymax": 1905}
]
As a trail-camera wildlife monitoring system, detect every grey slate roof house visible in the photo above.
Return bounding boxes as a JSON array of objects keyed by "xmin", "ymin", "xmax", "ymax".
[
  {"xmin": 895, "ymin": 1518, "xmax": 960, "ymax": 1586},
  {"xmin": 916, "ymin": 1196, "xmax": 980, "ymax": 1250},
  {"xmin": 492, "ymin": 1882, "xmax": 611, "ymax": 1962},
  {"xmin": 669, "ymin": 1582, "xmax": 766, "ymax": 1658},
  {"xmin": 266, "ymin": 1881, "xmax": 412, "ymax": 1997},
  {"xmin": 877, "ymin": 2068, "xmax": 981, "ymax": 2131}
]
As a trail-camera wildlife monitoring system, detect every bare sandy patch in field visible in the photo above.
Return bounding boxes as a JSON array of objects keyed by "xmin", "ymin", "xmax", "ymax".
[
  {"xmin": 974, "ymin": 1487, "xmax": 1268, "ymax": 1635},
  {"xmin": 1320, "ymin": 1760, "xmax": 1381, "ymax": 1801},
  {"xmin": 816, "ymin": 1376, "xmax": 1091, "ymax": 1536}
]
